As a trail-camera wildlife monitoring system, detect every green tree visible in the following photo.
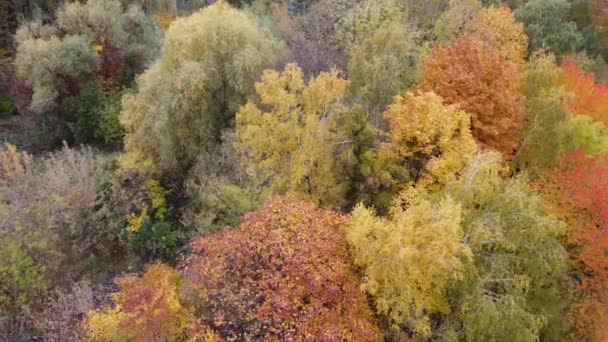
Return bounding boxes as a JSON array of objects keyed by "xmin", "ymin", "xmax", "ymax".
[
  {"xmin": 347, "ymin": 24, "xmax": 420, "ymax": 122},
  {"xmin": 432, "ymin": 152, "xmax": 569, "ymax": 340},
  {"xmin": 120, "ymin": 0, "xmax": 282, "ymax": 174},
  {"xmin": 335, "ymin": 0, "xmax": 406, "ymax": 49},
  {"xmin": 515, "ymin": 52, "xmax": 569, "ymax": 171},
  {"xmin": 0, "ymin": 241, "xmax": 47, "ymax": 339},
  {"xmin": 515, "ymin": 0, "xmax": 583, "ymax": 55},
  {"xmin": 14, "ymin": 0, "xmax": 161, "ymax": 113},
  {"xmin": 558, "ymin": 114, "xmax": 608, "ymax": 156}
]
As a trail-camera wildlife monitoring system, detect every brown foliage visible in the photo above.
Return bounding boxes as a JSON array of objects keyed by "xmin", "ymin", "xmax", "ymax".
[
  {"xmin": 181, "ymin": 196, "xmax": 381, "ymax": 341},
  {"xmin": 421, "ymin": 39, "xmax": 524, "ymax": 157}
]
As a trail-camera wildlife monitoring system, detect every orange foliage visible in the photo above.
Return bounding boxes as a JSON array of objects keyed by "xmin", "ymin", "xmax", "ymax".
[
  {"xmin": 421, "ymin": 39, "xmax": 524, "ymax": 157},
  {"xmin": 181, "ymin": 196, "xmax": 381, "ymax": 341},
  {"xmin": 553, "ymin": 149, "xmax": 608, "ymax": 341},
  {"xmin": 558, "ymin": 58, "xmax": 608, "ymax": 126},
  {"xmin": 155, "ymin": 13, "xmax": 175, "ymax": 30},
  {"xmin": 84, "ymin": 263, "xmax": 193, "ymax": 341}
]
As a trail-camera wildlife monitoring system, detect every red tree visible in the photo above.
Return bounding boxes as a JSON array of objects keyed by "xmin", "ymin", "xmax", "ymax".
[
  {"xmin": 556, "ymin": 149, "xmax": 608, "ymax": 341},
  {"xmin": 181, "ymin": 196, "xmax": 381, "ymax": 341},
  {"xmin": 421, "ymin": 39, "xmax": 524, "ymax": 158},
  {"xmin": 558, "ymin": 58, "xmax": 608, "ymax": 126}
]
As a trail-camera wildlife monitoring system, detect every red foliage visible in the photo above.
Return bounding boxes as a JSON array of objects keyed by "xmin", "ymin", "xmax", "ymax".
[
  {"xmin": 99, "ymin": 42, "xmax": 123, "ymax": 84},
  {"xmin": 421, "ymin": 39, "xmax": 524, "ymax": 158},
  {"xmin": 558, "ymin": 58, "xmax": 608, "ymax": 126},
  {"xmin": 555, "ymin": 149, "xmax": 608, "ymax": 341},
  {"xmin": 181, "ymin": 196, "xmax": 381, "ymax": 341},
  {"xmin": 558, "ymin": 149, "xmax": 608, "ymax": 229}
]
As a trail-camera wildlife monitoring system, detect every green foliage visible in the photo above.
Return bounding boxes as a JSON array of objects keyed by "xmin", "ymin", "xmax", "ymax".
[
  {"xmin": 347, "ymin": 24, "xmax": 420, "ymax": 120},
  {"xmin": 14, "ymin": 0, "xmax": 161, "ymax": 114},
  {"xmin": 515, "ymin": 0, "xmax": 583, "ymax": 55},
  {"xmin": 123, "ymin": 180, "xmax": 183, "ymax": 263},
  {"xmin": 516, "ymin": 52, "xmax": 569, "ymax": 171},
  {"xmin": 434, "ymin": 152, "xmax": 569, "ymax": 340},
  {"xmin": 14, "ymin": 34, "xmax": 98, "ymax": 113},
  {"xmin": 335, "ymin": 0, "xmax": 406, "ymax": 49},
  {"xmin": 72, "ymin": 81, "xmax": 106, "ymax": 144},
  {"xmin": 120, "ymin": 1, "xmax": 282, "ymax": 175},
  {"xmin": 0, "ymin": 240, "xmax": 47, "ymax": 339},
  {"xmin": 558, "ymin": 114, "xmax": 608, "ymax": 156},
  {"xmin": 0, "ymin": 241, "xmax": 47, "ymax": 313},
  {"xmin": 0, "ymin": 93, "xmax": 15, "ymax": 118},
  {"xmin": 182, "ymin": 131, "xmax": 263, "ymax": 234},
  {"xmin": 348, "ymin": 198, "xmax": 471, "ymax": 336},
  {"xmin": 433, "ymin": 0, "xmax": 481, "ymax": 43},
  {"xmin": 99, "ymin": 89, "xmax": 126, "ymax": 147}
]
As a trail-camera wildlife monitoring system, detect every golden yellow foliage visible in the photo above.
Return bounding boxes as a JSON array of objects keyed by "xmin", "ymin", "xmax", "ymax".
[
  {"xmin": 235, "ymin": 63, "xmax": 353, "ymax": 205},
  {"xmin": 376, "ymin": 91, "xmax": 477, "ymax": 192},
  {"xmin": 348, "ymin": 198, "xmax": 471, "ymax": 335},
  {"xmin": 465, "ymin": 6, "xmax": 528, "ymax": 68},
  {"xmin": 0, "ymin": 144, "xmax": 33, "ymax": 182}
]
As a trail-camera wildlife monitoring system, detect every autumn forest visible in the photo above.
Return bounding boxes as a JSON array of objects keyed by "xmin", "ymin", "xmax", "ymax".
[{"xmin": 1, "ymin": 0, "xmax": 608, "ymax": 340}]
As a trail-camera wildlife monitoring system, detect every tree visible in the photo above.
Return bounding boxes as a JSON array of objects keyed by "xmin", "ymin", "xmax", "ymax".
[
  {"xmin": 433, "ymin": 0, "xmax": 481, "ymax": 43},
  {"xmin": 515, "ymin": 51, "xmax": 569, "ymax": 171},
  {"xmin": 348, "ymin": 198, "xmax": 471, "ymax": 337},
  {"xmin": 119, "ymin": 1, "xmax": 282, "ymax": 174},
  {"xmin": 373, "ymin": 91, "xmax": 476, "ymax": 212},
  {"xmin": 515, "ymin": 0, "xmax": 583, "ymax": 55},
  {"xmin": 464, "ymin": 6, "xmax": 528, "ymax": 67},
  {"xmin": 0, "ymin": 143, "xmax": 119, "ymax": 286},
  {"xmin": 421, "ymin": 39, "xmax": 524, "ymax": 157},
  {"xmin": 347, "ymin": 24, "xmax": 421, "ymax": 122},
  {"xmin": 335, "ymin": 0, "xmax": 406, "ymax": 49},
  {"xmin": 0, "ymin": 241, "xmax": 47, "ymax": 340},
  {"xmin": 84, "ymin": 263, "xmax": 193, "ymax": 341},
  {"xmin": 181, "ymin": 196, "xmax": 381, "ymax": 340},
  {"xmin": 558, "ymin": 115, "xmax": 608, "ymax": 156},
  {"xmin": 555, "ymin": 150, "xmax": 608, "ymax": 341},
  {"xmin": 235, "ymin": 63, "xmax": 364, "ymax": 206},
  {"xmin": 14, "ymin": 0, "xmax": 162, "ymax": 113},
  {"xmin": 558, "ymin": 58, "xmax": 608, "ymax": 126},
  {"xmin": 435, "ymin": 152, "xmax": 569, "ymax": 340}
]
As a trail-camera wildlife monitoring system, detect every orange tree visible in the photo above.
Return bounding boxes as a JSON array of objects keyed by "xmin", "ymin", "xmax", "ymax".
[
  {"xmin": 83, "ymin": 263, "xmax": 194, "ymax": 341},
  {"xmin": 553, "ymin": 149, "xmax": 608, "ymax": 341},
  {"xmin": 180, "ymin": 196, "xmax": 381, "ymax": 340},
  {"xmin": 558, "ymin": 58, "xmax": 608, "ymax": 126},
  {"xmin": 421, "ymin": 39, "xmax": 524, "ymax": 158}
]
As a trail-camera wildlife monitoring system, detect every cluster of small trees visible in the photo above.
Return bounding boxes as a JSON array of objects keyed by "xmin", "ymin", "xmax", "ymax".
[{"xmin": 1, "ymin": 0, "xmax": 608, "ymax": 340}]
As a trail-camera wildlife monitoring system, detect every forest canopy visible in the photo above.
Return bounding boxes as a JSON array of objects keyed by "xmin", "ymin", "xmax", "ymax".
[{"xmin": 2, "ymin": 0, "xmax": 608, "ymax": 340}]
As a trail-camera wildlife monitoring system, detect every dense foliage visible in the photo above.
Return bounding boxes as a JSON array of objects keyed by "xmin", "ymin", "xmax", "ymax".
[
  {"xmin": 182, "ymin": 197, "xmax": 381, "ymax": 340},
  {"xmin": 120, "ymin": 1, "xmax": 282, "ymax": 174},
  {"xmin": 3, "ymin": 0, "xmax": 608, "ymax": 340},
  {"xmin": 421, "ymin": 39, "xmax": 524, "ymax": 157}
]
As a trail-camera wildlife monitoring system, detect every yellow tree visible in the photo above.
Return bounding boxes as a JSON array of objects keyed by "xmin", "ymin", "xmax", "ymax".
[
  {"xmin": 373, "ymin": 91, "xmax": 476, "ymax": 210},
  {"xmin": 347, "ymin": 198, "xmax": 471, "ymax": 337},
  {"xmin": 464, "ymin": 6, "xmax": 528, "ymax": 67},
  {"xmin": 235, "ymin": 63, "xmax": 357, "ymax": 206}
]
